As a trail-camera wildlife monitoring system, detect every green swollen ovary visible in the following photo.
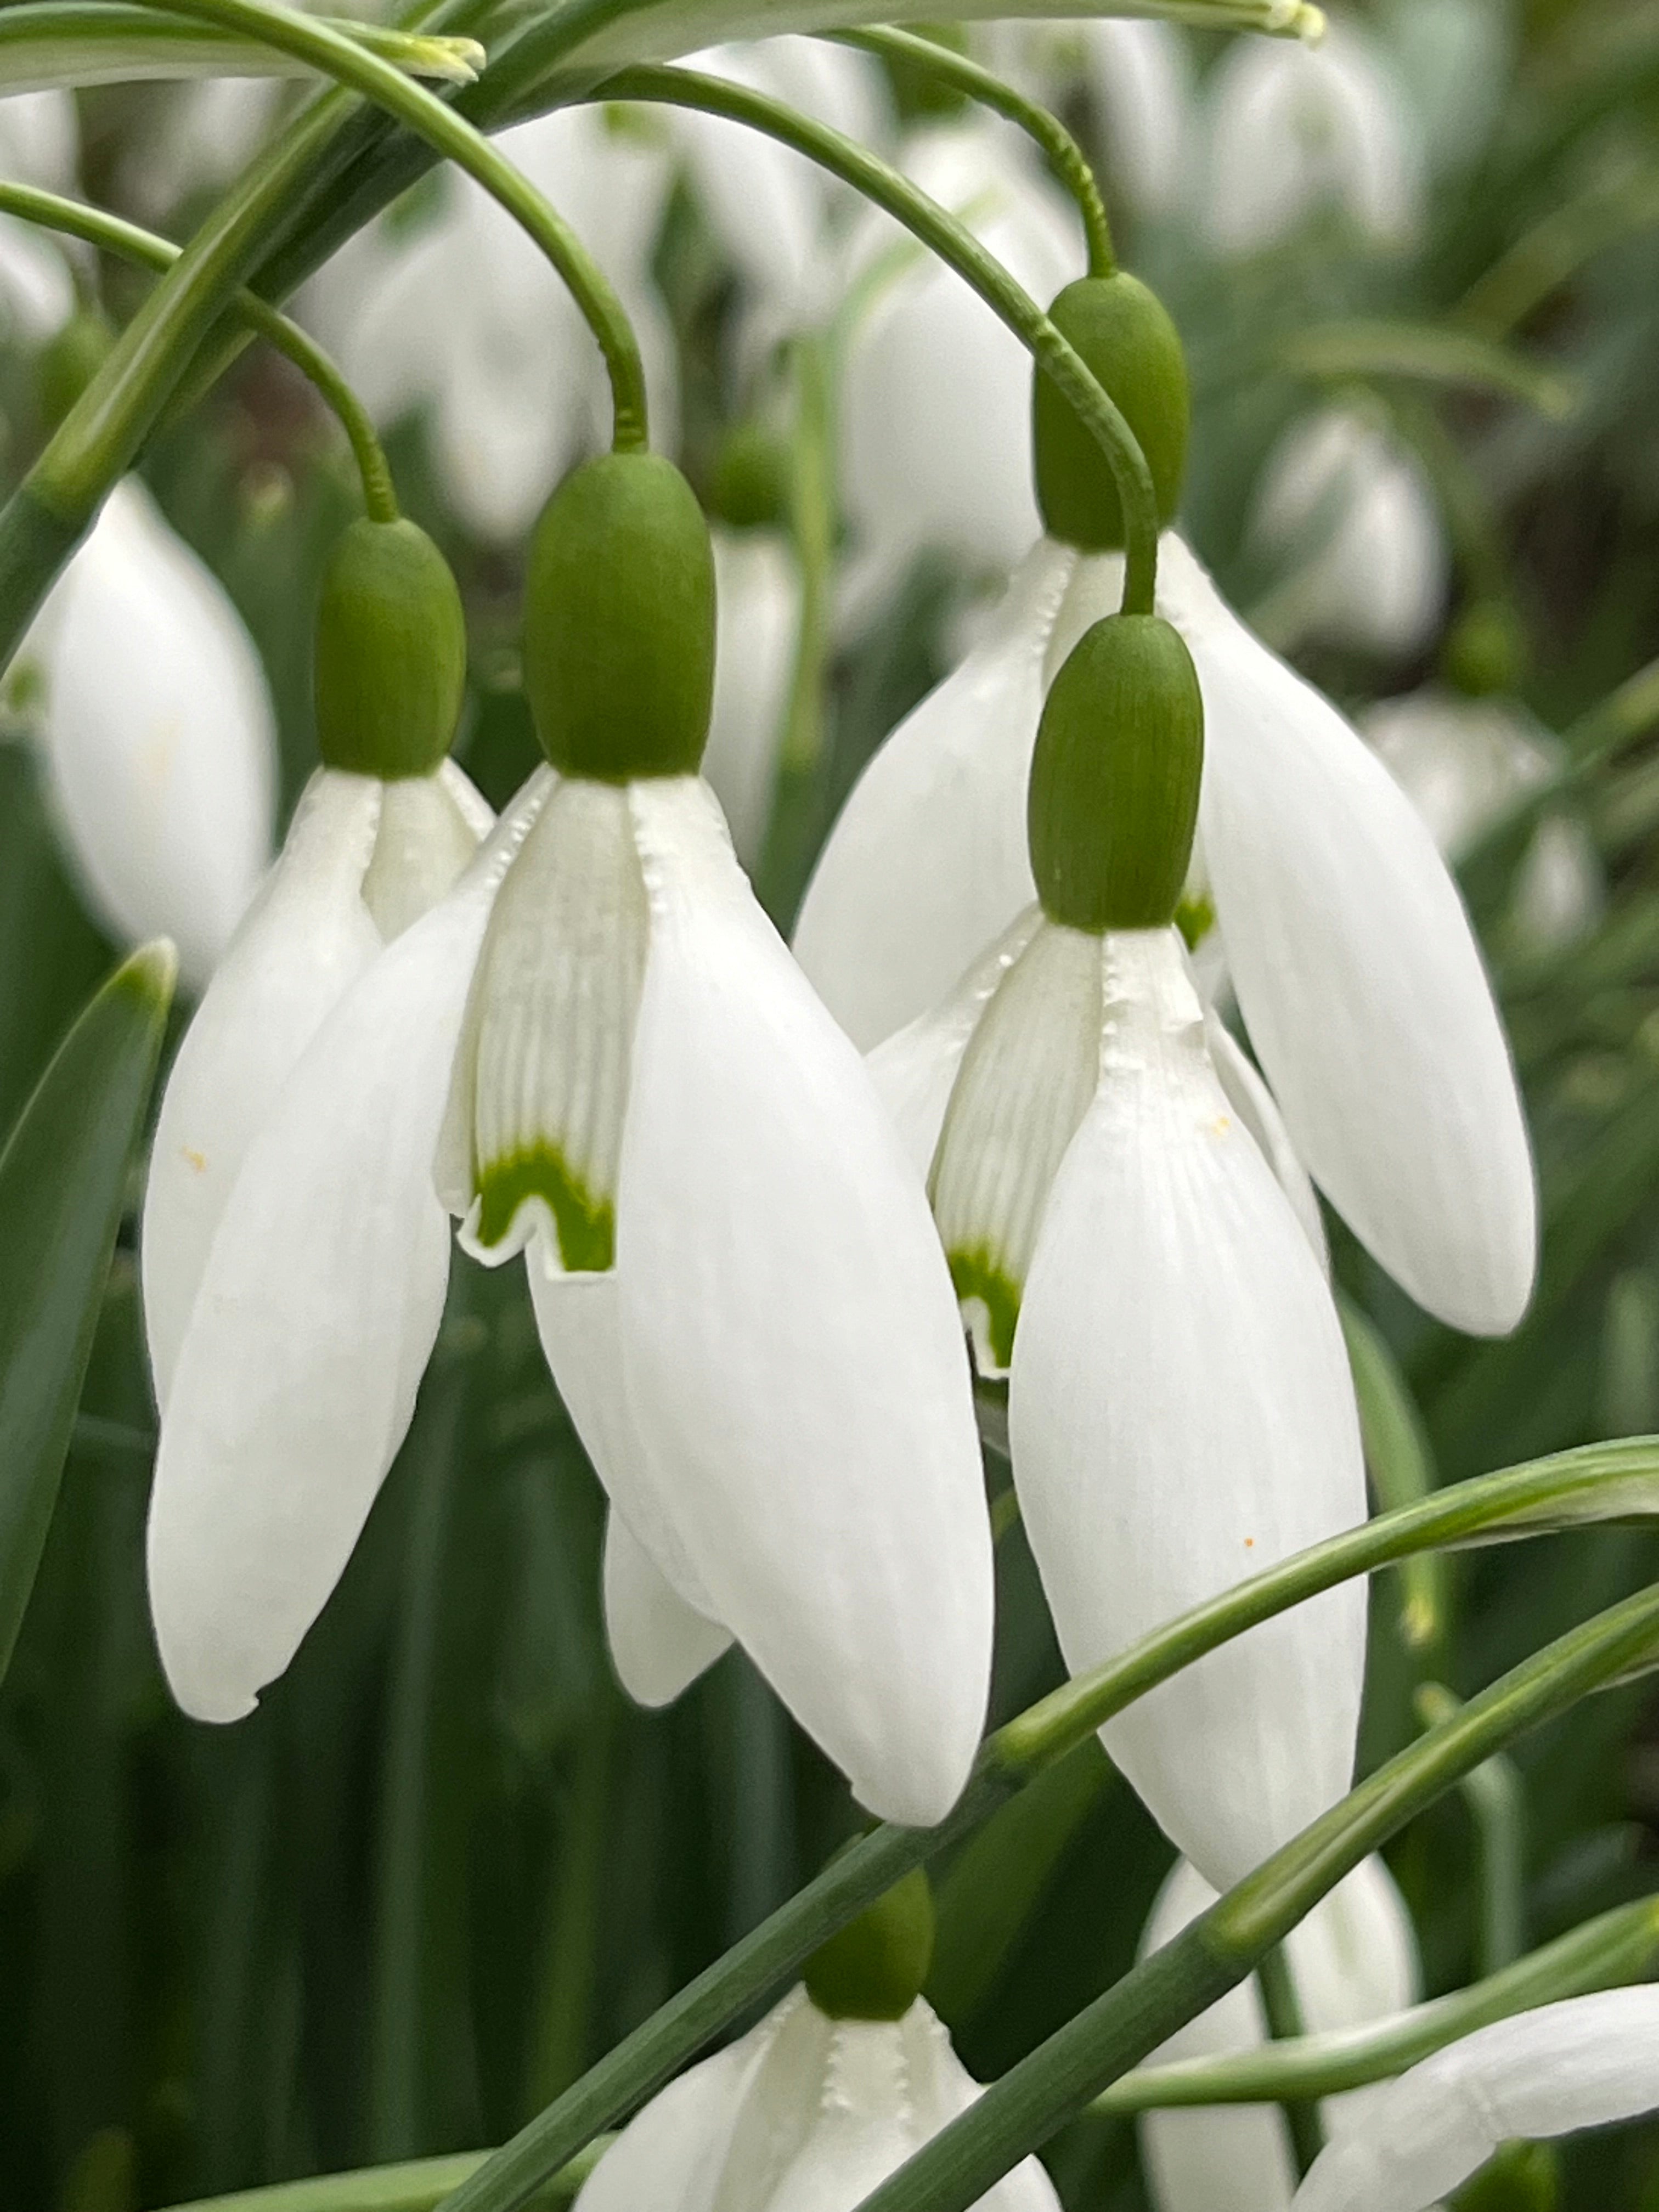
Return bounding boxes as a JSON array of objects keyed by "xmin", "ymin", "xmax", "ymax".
[
  {"xmin": 475, "ymin": 1144, "xmax": 615, "ymax": 1272},
  {"xmin": 948, "ymin": 1246, "xmax": 1022, "ymax": 1374}
]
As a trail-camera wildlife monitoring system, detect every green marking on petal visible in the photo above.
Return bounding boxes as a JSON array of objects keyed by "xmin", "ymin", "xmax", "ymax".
[
  {"xmin": 1175, "ymin": 890, "xmax": 1216, "ymax": 952},
  {"xmin": 948, "ymin": 1246, "xmax": 1022, "ymax": 1374},
  {"xmin": 475, "ymin": 1146, "xmax": 615, "ymax": 1272}
]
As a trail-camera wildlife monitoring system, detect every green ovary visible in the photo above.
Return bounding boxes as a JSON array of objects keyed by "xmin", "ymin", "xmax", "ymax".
[
  {"xmin": 948, "ymin": 1247, "xmax": 1022, "ymax": 1374},
  {"xmin": 475, "ymin": 1145, "xmax": 614, "ymax": 1272}
]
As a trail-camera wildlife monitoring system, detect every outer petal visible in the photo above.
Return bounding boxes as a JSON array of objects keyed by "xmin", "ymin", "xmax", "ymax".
[
  {"xmin": 140, "ymin": 770, "xmax": 382, "ymax": 1407},
  {"xmin": 617, "ymin": 777, "xmax": 993, "ymax": 1827},
  {"xmin": 1161, "ymin": 534, "xmax": 1537, "ymax": 1336},
  {"xmin": 602, "ymin": 1505, "xmax": 733, "ymax": 1707},
  {"xmin": 1292, "ymin": 1990, "xmax": 1659, "ymax": 2212},
  {"xmin": 33, "ymin": 477, "xmax": 278, "ymax": 989},
  {"xmin": 1205, "ymin": 1017, "xmax": 1327, "ymax": 1271},
  {"xmin": 902, "ymin": 2001, "xmax": 1064, "ymax": 2212},
  {"xmin": 1008, "ymin": 930, "xmax": 1367, "ymax": 1889},
  {"xmin": 145, "ymin": 789, "xmax": 543, "ymax": 1721},
  {"xmin": 702, "ymin": 528, "xmax": 800, "ymax": 868},
  {"xmin": 1139, "ymin": 1857, "xmax": 1419, "ymax": 2212},
  {"xmin": 793, "ymin": 538, "xmax": 1074, "ymax": 1051}
]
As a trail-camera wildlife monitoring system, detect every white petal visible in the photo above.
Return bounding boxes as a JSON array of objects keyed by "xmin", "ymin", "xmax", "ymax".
[
  {"xmin": 617, "ymin": 777, "xmax": 993, "ymax": 1828},
  {"xmin": 1161, "ymin": 535, "xmax": 1537, "ymax": 1335},
  {"xmin": 1292, "ymin": 1989, "xmax": 1659, "ymax": 2212},
  {"xmin": 1206, "ymin": 1017, "xmax": 1328, "ymax": 1272},
  {"xmin": 358, "ymin": 761, "xmax": 492, "ymax": 941},
  {"xmin": 765, "ymin": 2018, "xmax": 922, "ymax": 2212},
  {"xmin": 866, "ymin": 906, "xmax": 1045, "ymax": 1178},
  {"xmin": 1079, "ymin": 19, "xmax": 1194, "ymax": 219},
  {"xmin": 702, "ymin": 528, "xmax": 799, "ymax": 868},
  {"xmin": 145, "ymin": 793, "xmax": 540, "ymax": 1722},
  {"xmin": 1139, "ymin": 1856, "xmax": 1418, "ymax": 2212},
  {"xmin": 602, "ymin": 1505, "xmax": 733, "ymax": 1707},
  {"xmin": 32, "ymin": 478, "xmax": 278, "ymax": 988},
  {"xmin": 929, "ymin": 920, "xmax": 1102, "ymax": 1376},
  {"xmin": 574, "ymin": 2018, "xmax": 772, "ymax": 2212},
  {"xmin": 793, "ymin": 538, "xmax": 1075, "ymax": 1051},
  {"xmin": 0, "ymin": 219, "xmax": 73, "ymax": 340},
  {"xmin": 901, "ymin": 2001, "xmax": 1064, "ymax": 2212},
  {"xmin": 140, "ymin": 769, "xmax": 383, "ymax": 1408},
  {"xmin": 1008, "ymin": 930, "xmax": 1367, "ymax": 1889}
]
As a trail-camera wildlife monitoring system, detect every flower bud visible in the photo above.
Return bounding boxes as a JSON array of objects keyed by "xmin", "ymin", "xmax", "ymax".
[
  {"xmin": 1028, "ymin": 613, "xmax": 1203, "ymax": 932},
  {"xmin": 1450, "ymin": 2141, "xmax": 1560, "ymax": 2212},
  {"xmin": 802, "ymin": 1865, "xmax": 935, "ymax": 2022},
  {"xmin": 1031, "ymin": 273, "xmax": 1188, "ymax": 552},
  {"xmin": 313, "ymin": 518, "xmax": 466, "ymax": 780},
  {"xmin": 708, "ymin": 422, "xmax": 791, "ymax": 532},
  {"xmin": 524, "ymin": 451, "xmax": 716, "ymax": 781},
  {"xmin": 1442, "ymin": 599, "xmax": 1526, "ymax": 699}
]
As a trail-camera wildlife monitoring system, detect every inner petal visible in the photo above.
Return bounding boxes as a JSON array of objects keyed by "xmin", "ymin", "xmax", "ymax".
[
  {"xmin": 359, "ymin": 760, "xmax": 492, "ymax": 943},
  {"xmin": 929, "ymin": 918, "xmax": 1102, "ymax": 1376}
]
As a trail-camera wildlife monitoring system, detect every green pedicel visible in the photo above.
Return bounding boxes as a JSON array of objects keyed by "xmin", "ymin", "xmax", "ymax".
[
  {"xmin": 475, "ymin": 1146, "xmax": 614, "ymax": 1273},
  {"xmin": 1032, "ymin": 274, "xmax": 1188, "ymax": 552},
  {"xmin": 314, "ymin": 517, "xmax": 466, "ymax": 780}
]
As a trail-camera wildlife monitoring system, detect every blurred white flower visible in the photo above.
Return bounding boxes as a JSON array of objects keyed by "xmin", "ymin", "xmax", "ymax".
[
  {"xmin": 25, "ymin": 476, "xmax": 279, "ymax": 993},
  {"xmin": 1139, "ymin": 1855, "xmax": 1419, "ymax": 2212},
  {"xmin": 1362, "ymin": 689, "xmax": 1602, "ymax": 954},
  {"xmin": 872, "ymin": 921, "xmax": 1365, "ymax": 1885},
  {"xmin": 143, "ymin": 759, "xmax": 504, "ymax": 1720},
  {"xmin": 120, "ymin": 76, "xmax": 285, "ymax": 223},
  {"xmin": 1195, "ymin": 18, "xmax": 1426, "ymax": 257},
  {"xmin": 1249, "ymin": 405, "xmax": 1448, "ymax": 661},
  {"xmin": 0, "ymin": 91, "xmax": 78, "ymax": 338},
  {"xmin": 441, "ymin": 771, "xmax": 992, "ymax": 1827},
  {"xmin": 796, "ymin": 532, "xmax": 1536, "ymax": 1338},
  {"xmin": 1293, "ymin": 1988, "xmax": 1659, "ymax": 2212},
  {"xmin": 1380, "ymin": 0, "xmax": 1514, "ymax": 177},
  {"xmin": 839, "ymin": 116, "xmax": 1084, "ymax": 594},
  {"xmin": 702, "ymin": 524, "xmax": 799, "ymax": 867},
  {"xmin": 575, "ymin": 1985, "xmax": 1060, "ymax": 2212},
  {"xmin": 306, "ymin": 108, "xmax": 678, "ymax": 541},
  {"xmin": 988, "ymin": 17, "xmax": 1195, "ymax": 219}
]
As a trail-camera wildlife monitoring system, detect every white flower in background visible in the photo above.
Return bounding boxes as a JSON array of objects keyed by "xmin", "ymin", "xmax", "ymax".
[
  {"xmin": 1381, "ymin": 0, "xmax": 1514, "ymax": 178},
  {"xmin": 0, "ymin": 91, "xmax": 78, "ymax": 337},
  {"xmin": 25, "ymin": 476, "xmax": 279, "ymax": 994},
  {"xmin": 575, "ymin": 1986, "xmax": 1060, "ymax": 2212},
  {"xmin": 1139, "ymin": 1855, "xmax": 1419, "ymax": 2212},
  {"xmin": 1362, "ymin": 690, "xmax": 1602, "ymax": 954},
  {"xmin": 987, "ymin": 17, "xmax": 1195, "ymax": 221},
  {"xmin": 119, "ymin": 76, "xmax": 285, "ymax": 223},
  {"xmin": 1195, "ymin": 16, "xmax": 1426, "ymax": 257},
  {"xmin": 839, "ymin": 117, "xmax": 1082, "ymax": 596},
  {"xmin": 306, "ymin": 107, "xmax": 678, "ymax": 542},
  {"xmin": 702, "ymin": 523, "xmax": 800, "ymax": 867},
  {"xmin": 797, "ymin": 529, "xmax": 1537, "ymax": 1338},
  {"xmin": 1292, "ymin": 1988, "xmax": 1659, "ymax": 2212},
  {"xmin": 1249, "ymin": 406, "xmax": 1447, "ymax": 661}
]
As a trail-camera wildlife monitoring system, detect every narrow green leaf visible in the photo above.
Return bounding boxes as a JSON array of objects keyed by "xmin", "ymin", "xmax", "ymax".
[
  {"xmin": 1340, "ymin": 1296, "xmax": 1448, "ymax": 1653},
  {"xmin": 0, "ymin": 940, "xmax": 174, "ymax": 1682},
  {"xmin": 1278, "ymin": 319, "xmax": 1575, "ymax": 418}
]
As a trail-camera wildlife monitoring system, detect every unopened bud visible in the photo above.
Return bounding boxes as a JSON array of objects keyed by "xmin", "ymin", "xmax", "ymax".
[
  {"xmin": 314, "ymin": 518, "xmax": 467, "ymax": 779},
  {"xmin": 1032, "ymin": 274, "xmax": 1189, "ymax": 552}
]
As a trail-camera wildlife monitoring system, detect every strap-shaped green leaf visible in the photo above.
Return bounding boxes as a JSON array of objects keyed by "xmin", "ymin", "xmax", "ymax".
[{"xmin": 0, "ymin": 939, "xmax": 174, "ymax": 1682}]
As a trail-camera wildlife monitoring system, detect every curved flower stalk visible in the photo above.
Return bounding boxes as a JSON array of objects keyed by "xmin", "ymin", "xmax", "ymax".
[
  {"xmin": 1248, "ymin": 404, "xmax": 1447, "ymax": 662},
  {"xmin": 796, "ymin": 518, "xmax": 1537, "ymax": 1337},
  {"xmin": 0, "ymin": 88, "xmax": 77, "ymax": 336},
  {"xmin": 1291, "ymin": 1988, "xmax": 1659, "ymax": 2212},
  {"xmin": 1139, "ymin": 1855, "xmax": 1419, "ymax": 2212},
  {"xmin": 838, "ymin": 116, "xmax": 1083, "ymax": 597},
  {"xmin": 24, "ymin": 473, "xmax": 279, "ymax": 994},
  {"xmin": 441, "ymin": 451, "xmax": 992, "ymax": 1829},
  {"xmin": 1362, "ymin": 690, "xmax": 1602, "ymax": 956},
  {"xmin": 1193, "ymin": 15, "xmax": 1426, "ymax": 258}
]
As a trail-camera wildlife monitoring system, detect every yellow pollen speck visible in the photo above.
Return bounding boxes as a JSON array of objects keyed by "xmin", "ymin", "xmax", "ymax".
[
  {"xmin": 1244, "ymin": 1537, "xmax": 1255, "ymax": 1549},
  {"xmin": 182, "ymin": 1147, "xmax": 207, "ymax": 1173},
  {"xmin": 1210, "ymin": 1114, "xmax": 1232, "ymax": 1137}
]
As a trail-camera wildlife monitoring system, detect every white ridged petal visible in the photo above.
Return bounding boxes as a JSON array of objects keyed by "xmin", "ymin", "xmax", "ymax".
[
  {"xmin": 702, "ymin": 528, "xmax": 800, "ymax": 868},
  {"xmin": 602, "ymin": 1505, "xmax": 733, "ymax": 1708},
  {"xmin": 146, "ymin": 787, "xmax": 543, "ymax": 1722},
  {"xmin": 1159, "ymin": 534, "xmax": 1537, "ymax": 1336},
  {"xmin": 616, "ymin": 776, "xmax": 992, "ymax": 1828},
  {"xmin": 140, "ymin": 770, "xmax": 383, "ymax": 1408},
  {"xmin": 1292, "ymin": 1989, "xmax": 1659, "ymax": 2212},
  {"xmin": 793, "ymin": 538, "xmax": 1075, "ymax": 1051},
  {"xmin": 1008, "ymin": 929, "xmax": 1367, "ymax": 1890},
  {"xmin": 32, "ymin": 477, "xmax": 278, "ymax": 990},
  {"xmin": 1206, "ymin": 1017, "xmax": 1328, "ymax": 1271},
  {"xmin": 455, "ymin": 777, "xmax": 649, "ymax": 1271},
  {"xmin": 1140, "ymin": 1855, "xmax": 1419, "ymax": 2212},
  {"xmin": 930, "ymin": 920, "xmax": 1101, "ymax": 1377}
]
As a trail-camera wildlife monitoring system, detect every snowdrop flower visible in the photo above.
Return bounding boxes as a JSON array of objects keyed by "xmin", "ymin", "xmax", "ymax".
[
  {"xmin": 869, "ymin": 611, "xmax": 1367, "ymax": 1884},
  {"xmin": 1249, "ymin": 405, "xmax": 1448, "ymax": 661},
  {"xmin": 0, "ymin": 91, "xmax": 78, "ymax": 337},
  {"xmin": 1362, "ymin": 689, "xmax": 1601, "ymax": 954},
  {"xmin": 24, "ymin": 472, "xmax": 278, "ymax": 993},
  {"xmin": 839, "ymin": 116, "xmax": 1082, "ymax": 596},
  {"xmin": 1195, "ymin": 16, "xmax": 1426, "ymax": 257},
  {"xmin": 1139, "ymin": 1855, "xmax": 1419, "ymax": 2212},
  {"xmin": 796, "ymin": 275, "xmax": 1536, "ymax": 1339},
  {"xmin": 306, "ymin": 107, "xmax": 677, "ymax": 541},
  {"xmin": 699, "ymin": 445, "xmax": 802, "ymax": 865},
  {"xmin": 1293, "ymin": 1988, "xmax": 1659, "ymax": 2212},
  {"xmin": 438, "ymin": 451, "xmax": 992, "ymax": 1827},
  {"xmin": 577, "ymin": 1871, "xmax": 1060, "ymax": 2212},
  {"xmin": 143, "ymin": 519, "xmax": 498, "ymax": 1717}
]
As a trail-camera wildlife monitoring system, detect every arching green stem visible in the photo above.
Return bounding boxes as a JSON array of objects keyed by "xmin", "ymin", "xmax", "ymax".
[
  {"xmin": 594, "ymin": 62, "xmax": 1161, "ymax": 614},
  {"xmin": 0, "ymin": 181, "xmax": 398, "ymax": 520},
  {"xmin": 0, "ymin": 0, "xmax": 485, "ymax": 89},
  {"xmin": 827, "ymin": 27, "xmax": 1115, "ymax": 277}
]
